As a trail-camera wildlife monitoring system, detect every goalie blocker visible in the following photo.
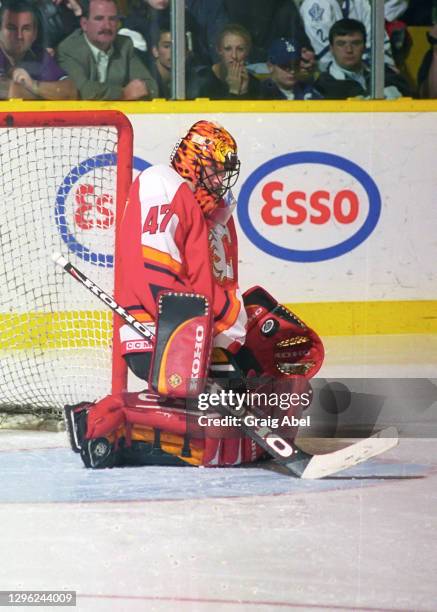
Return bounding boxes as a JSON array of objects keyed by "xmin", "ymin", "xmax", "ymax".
[{"xmin": 65, "ymin": 286, "xmax": 324, "ymax": 470}]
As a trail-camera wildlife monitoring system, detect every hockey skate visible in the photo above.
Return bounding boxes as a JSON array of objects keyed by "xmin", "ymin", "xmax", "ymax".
[{"xmin": 63, "ymin": 402, "xmax": 93, "ymax": 453}]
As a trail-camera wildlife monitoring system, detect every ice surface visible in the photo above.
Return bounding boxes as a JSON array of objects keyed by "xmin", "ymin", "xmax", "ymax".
[{"xmin": 1, "ymin": 335, "xmax": 436, "ymax": 611}]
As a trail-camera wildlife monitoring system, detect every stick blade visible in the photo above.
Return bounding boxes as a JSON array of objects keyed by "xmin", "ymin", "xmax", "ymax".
[{"xmin": 300, "ymin": 426, "xmax": 399, "ymax": 479}]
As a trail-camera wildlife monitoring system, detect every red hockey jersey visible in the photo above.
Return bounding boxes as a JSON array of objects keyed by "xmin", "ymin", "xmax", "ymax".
[{"xmin": 118, "ymin": 164, "xmax": 247, "ymax": 357}]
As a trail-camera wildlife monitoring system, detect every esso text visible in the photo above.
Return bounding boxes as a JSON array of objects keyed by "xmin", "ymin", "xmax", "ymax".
[{"xmin": 261, "ymin": 181, "xmax": 360, "ymax": 226}]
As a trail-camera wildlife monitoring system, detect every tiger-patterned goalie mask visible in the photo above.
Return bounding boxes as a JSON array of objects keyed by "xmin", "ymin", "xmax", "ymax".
[{"xmin": 170, "ymin": 120, "xmax": 241, "ymax": 218}]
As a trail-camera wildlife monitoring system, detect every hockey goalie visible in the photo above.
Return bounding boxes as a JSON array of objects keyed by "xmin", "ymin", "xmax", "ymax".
[{"xmin": 65, "ymin": 120, "xmax": 324, "ymax": 469}]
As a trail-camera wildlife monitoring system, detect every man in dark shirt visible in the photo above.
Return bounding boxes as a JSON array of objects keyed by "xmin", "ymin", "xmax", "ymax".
[
  {"xmin": 0, "ymin": 0, "xmax": 77, "ymax": 99},
  {"xmin": 145, "ymin": 24, "xmax": 206, "ymax": 99},
  {"xmin": 149, "ymin": 26, "xmax": 171, "ymax": 98},
  {"xmin": 314, "ymin": 18, "xmax": 410, "ymax": 99}
]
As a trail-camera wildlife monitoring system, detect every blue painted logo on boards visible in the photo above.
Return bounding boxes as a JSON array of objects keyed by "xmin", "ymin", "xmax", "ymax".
[{"xmin": 55, "ymin": 155, "xmax": 150, "ymax": 267}]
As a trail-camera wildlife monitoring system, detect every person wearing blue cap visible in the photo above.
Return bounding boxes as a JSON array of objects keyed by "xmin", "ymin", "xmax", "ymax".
[{"xmin": 259, "ymin": 37, "xmax": 321, "ymax": 99}]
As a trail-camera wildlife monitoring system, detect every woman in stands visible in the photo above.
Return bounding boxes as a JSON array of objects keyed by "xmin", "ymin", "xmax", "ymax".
[{"xmin": 192, "ymin": 23, "xmax": 261, "ymax": 99}]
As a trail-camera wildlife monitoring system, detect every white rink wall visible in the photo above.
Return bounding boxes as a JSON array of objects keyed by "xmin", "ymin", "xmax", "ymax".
[
  {"xmin": 128, "ymin": 110, "xmax": 437, "ymax": 305},
  {"xmin": 0, "ymin": 99, "xmax": 435, "ymax": 335}
]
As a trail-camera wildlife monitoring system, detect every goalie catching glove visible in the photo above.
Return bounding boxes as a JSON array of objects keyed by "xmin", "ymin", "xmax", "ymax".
[{"xmin": 236, "ymin": 286, "xmax": 324, "ymax": 379}]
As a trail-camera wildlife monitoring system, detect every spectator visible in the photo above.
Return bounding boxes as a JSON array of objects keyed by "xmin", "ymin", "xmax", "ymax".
[
  {"xmin": 384, "ymin": 2, "xmax": 411, "ymax": 71},
  {"xmin": 57, "ymin": 0, "xmax": 158, "ymax": 100},
  {"xmin": 0, "ymin": 0, "xmax": 77, "ymax": 99},
  {"xmin": 224, "ymin": 0, "xmax": 312, "ymax": 64},
  {"xmin": 384, "ymin": 1, "xmax": 409, "ymax": 23},
  {"xmin": 149, "ymin": 25, "xmax": 171, "ymax": 97},
  {"xmin": 314, "ymin": 18, "xmax": 410, "ymax": 99},
  {"xmin": 185, "ymin": 0, "xmax": 229, "ymax": 64},
  {"xmin": 146, "ymin": 25, "xmax": 202, "ymax": 99},
  {"xmin": 417, "ymin": 24, "xmax": 437, "ymax": 98},
  {"xmin": 300, "ymin": 0, "xmax": 395, "ymax": 70},
  {"xmin": 260, "ymin": 37, "xmax": 321, "ymax": 99},
  {"xmin": 37, "ymin": 0, "xmax": 82, "ymax": 53},
  {"xmin": 191, "ymin": 23, "xmax": 260, "ymax": 99},
  {"xmin": 124, "ymin": 0, "xmax": 229, "ymax": 66},
  {"xmin": 123, "ymin": 0, "xmax": 168, "ymax": 65}
]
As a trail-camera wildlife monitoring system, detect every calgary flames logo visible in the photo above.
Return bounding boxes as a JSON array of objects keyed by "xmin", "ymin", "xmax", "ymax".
[
  {"xmin": 168, "ymin": 373, "xmax": 182, "ymax": 388},
  {"xmin": 209, "ymin": 224, "xmax": 234, "ymax": 286}
]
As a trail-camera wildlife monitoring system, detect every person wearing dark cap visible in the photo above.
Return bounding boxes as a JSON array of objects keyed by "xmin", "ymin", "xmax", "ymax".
[{"xmin": 259, "ymin": 37, "xmax": 321, "ymax": 100}]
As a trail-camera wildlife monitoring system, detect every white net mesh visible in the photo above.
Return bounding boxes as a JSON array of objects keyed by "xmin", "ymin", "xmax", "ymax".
[{"xmin": 0, "ymin": 121, "xmax": 123, "ymax": 427}]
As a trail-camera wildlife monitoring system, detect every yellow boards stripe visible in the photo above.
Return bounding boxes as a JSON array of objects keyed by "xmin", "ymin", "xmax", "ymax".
[
  {"xmin": 287, "ymin": 300, "xmax": 437, "ymax": 336},
  {"xmin": 0, "ymin": 311, "xmax": 112, "ymax": 349},
  {"xmin": 0, "ymin": 300, "xmax": 435, "ymax": 350}
]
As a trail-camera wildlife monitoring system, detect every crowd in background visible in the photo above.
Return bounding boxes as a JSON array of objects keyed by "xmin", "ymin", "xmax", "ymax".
[{"xmin": 0, "ymin": 0, "xmax": 436, "ymax": 101}]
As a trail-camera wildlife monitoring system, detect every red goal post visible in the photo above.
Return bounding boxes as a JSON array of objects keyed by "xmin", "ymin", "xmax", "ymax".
[{"xmin": 0, "ymin": 110, "xmax": 133, "ymax": 427}]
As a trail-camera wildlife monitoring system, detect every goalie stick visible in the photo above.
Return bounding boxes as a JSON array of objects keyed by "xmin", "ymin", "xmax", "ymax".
[
  {"xmin": 51, "ymin": 253, "xmax": 154, "ymax": 341},
  {"xmin": 52, "ymin": 253, "xmax": 399, "ymax": 479},
  {"xmin": 207, "ymin": 382, "xmax": 398, "ymax": 478}
]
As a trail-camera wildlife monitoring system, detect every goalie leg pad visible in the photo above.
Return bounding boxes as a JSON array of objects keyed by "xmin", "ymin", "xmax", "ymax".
[
  {"xmin": 120, "ymin": 392, "xmax": 260, "ymax": 467},
  {"xmin": 242, "ymin": 286, "xmax": 324, "ymax": 379},
  {"xmin": 92, "ymin": 396, "xmax": 265, "ymax": 468},
  {"xmin": 202, "ymin": 436, "xmax": 266, "ymax": 466},
  {"xmin": 85, "ymin": 393, "xmax": 126, "ymax": 440},
  {"xmin": 150, "ymin": 292, "xmax": 213, "ymax": 398},
  {"xmin": 66, "ymin": 391, "xmax": 275, "ymax": 469}
]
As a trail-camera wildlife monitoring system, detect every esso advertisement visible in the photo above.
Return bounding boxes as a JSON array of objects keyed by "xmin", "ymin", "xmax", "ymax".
[
  {"xmin": 237, "ymin": 152, "xmax": 381, "ymax": 262},
  {"xmin": 55, "ymin": 155, "xmax": 149, "ymax": 267}
]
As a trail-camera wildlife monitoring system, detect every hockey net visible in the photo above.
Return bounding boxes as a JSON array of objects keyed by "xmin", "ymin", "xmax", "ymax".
[{"xmin": 0, "ymin": 111, "xmax": 132, "ymax": 429}]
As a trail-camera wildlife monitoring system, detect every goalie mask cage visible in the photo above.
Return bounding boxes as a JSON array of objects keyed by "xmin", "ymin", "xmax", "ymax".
[{"xmin": 0, "ymin": 110, "xmax": 132, "ymax": 429}]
